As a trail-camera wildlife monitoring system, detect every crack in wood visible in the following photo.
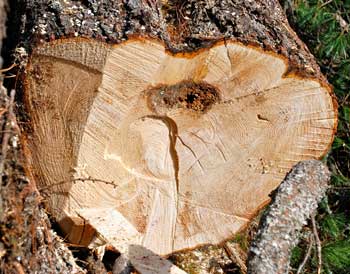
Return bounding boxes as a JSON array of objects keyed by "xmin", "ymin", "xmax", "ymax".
[
  {"xmin": 257, "ymin": 114, "xmax": 270, "ymax": 122},
  {"xmin": 143, "ymin": 115, "xmax": 180, "ymax": 250}
]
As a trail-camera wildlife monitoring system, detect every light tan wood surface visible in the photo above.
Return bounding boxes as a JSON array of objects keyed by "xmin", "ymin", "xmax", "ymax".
[{"xmin": 24, "ymin": 38, "xmax": 337, "ymax": 256}]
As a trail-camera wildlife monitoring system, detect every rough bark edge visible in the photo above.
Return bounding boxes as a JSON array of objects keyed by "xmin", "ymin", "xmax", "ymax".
[
  {"xmin": 0, "ymin": 86, "xmax": 84, "ymax": 273},
  {"xmin": 0, "ymin": 4, "xmax": 84, "ymax": 272},
  {"xmin": 247, "ymin": 160, "xmax": 331, "ymax": 274},
  {"xmin": 14, "ymin": 0, "xmax": 330, "ymax": 81}
]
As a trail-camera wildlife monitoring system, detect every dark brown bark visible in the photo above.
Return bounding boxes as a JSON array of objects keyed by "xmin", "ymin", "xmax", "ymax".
[
  {"xmin": 247, "ymin": 160, "xmax": 330, "ymax": 274},
  {"xmin": 0, "ymin": 0, "xmax": 6, "ymax": 67},
  {"xmin": 0, "ymin": 90, "xmax": 83, "ymax": 273},
  {"xmin": 0, "ymin": 2, "xmax": 84, "ymax": 273},
  {"xmin": 17, "ymin": 0, "xmax": 329, "ymax": 82}
]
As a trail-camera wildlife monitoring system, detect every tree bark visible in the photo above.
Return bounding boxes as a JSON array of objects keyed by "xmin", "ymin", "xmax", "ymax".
[
  {"xmin": 0, "ymin": 2, "xmax": 84, "ymax": 274},
  {"xmin": 247, "ymin": 160, "xmax": 330, "ymax": 274},
  {"xmin": 15, "ymin": 0, "xmax": 337, "ymax": 83},
  {"xmin": 0, "ymin": 0, "xmax": 7, "ymax": 67}
]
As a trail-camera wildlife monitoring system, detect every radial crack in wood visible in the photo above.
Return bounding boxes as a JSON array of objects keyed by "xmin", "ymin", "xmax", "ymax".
[{"xmin": 23, "ymin": 38, "xmax": 337, "ymax": 256}]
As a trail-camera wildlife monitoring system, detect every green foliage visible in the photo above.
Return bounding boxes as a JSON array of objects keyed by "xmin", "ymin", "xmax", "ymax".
[
  {"xmin": 290, "ymin": 246, "xmax": 304, "ymax": 268},
  {"xmin": 282, "ymin": 0, "xmax": 350, "ymax": 273},
  {"xmin": 323, "ymin": 240, "xmax": 350, "ymax": 274},
  {"xmin": 320, "ymin": 213, "xmax": 347, "ymax": 240},
  {"xmin": 295, "ymin": 0, "xmax": 350, "ymax": 60}
]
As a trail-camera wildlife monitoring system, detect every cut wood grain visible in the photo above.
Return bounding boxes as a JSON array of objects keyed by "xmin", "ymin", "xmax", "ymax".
[{"xmin": 23, "ymin": 37, "xmax": 337, "ymax": 256}]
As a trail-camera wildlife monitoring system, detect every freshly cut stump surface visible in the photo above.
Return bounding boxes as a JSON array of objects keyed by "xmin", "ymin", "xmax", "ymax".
[{"xmin": 24, "ymin": 38, "xmax": 337, "ymax": 255}]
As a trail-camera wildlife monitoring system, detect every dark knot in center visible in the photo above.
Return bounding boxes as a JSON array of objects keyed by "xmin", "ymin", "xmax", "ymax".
[{"xmin": 146, "ymin": 80, "xmax": 220, "ymax": 114}]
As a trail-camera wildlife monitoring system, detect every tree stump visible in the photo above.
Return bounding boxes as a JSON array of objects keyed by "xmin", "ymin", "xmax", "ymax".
[{"xmin": 19, "ymin": 0, "xmax": 337, "ymax": 260}]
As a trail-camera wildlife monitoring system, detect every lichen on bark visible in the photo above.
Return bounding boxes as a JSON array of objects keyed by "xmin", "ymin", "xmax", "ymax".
[{"xmin": 247, "ymin": 160, "xmax": 331, "ymax": 274}]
